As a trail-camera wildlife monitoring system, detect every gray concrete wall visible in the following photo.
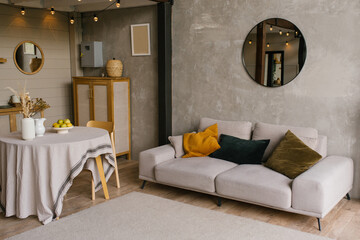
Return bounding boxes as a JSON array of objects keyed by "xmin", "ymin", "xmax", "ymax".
[
  {"xmin": 82, "ymin": 6, "xmax": 158, "ymax": 160},
  {"xmin": 172, "ymin": 1, "xmax": 360, "ymax": 197},
  {"xmin": 0, "ymin": 4, "xmax": 72, "ymax": 135}
]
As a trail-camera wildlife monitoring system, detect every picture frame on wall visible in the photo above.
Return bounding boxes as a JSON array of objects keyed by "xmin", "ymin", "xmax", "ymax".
[
  {"xmin": 131, "ymin": 23, "xmax": 151, "ymax": 56},
  {"xmin": 23, "ymin": 42, "xmax": 35, "ymax": 55}
]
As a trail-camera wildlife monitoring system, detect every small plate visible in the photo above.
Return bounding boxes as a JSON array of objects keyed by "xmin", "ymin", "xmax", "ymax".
[{"xmin": 53, "ymin": 126, "xmax": 74, "ymax": 134}]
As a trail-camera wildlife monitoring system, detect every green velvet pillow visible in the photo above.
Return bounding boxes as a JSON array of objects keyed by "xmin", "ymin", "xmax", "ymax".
[
  {"xmin": 264, "ymin": 130, "xmax": 322, "ymax": 179},
  {"xmin": 210, "ymin": 134, "xmax": 270, "ymax": 164}
]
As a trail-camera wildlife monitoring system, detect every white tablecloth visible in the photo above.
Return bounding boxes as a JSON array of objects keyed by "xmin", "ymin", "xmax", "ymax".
[{"xmin": 0, "ymin": 127, "xmax": 115, "ymax": 224}]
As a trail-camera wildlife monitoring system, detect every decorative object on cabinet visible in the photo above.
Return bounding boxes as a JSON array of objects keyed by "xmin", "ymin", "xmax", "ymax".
[
  {"xmin": 14, "ymin": 41, "xmax": 44, "ymax": 75},
  {"xmin": 131, "ymin": 23, "xmax": 151, "ymax": 56},
  {"xmin": 106, "ymin": 58, "xmax": 123, "ymax": 77},
  {"xmin": 73, "ymin": 77, "xmax": 131, "ymax": 159},
  {"xmin": 0, "ymin": 58, "xmax": 7, "ymax": 63}
]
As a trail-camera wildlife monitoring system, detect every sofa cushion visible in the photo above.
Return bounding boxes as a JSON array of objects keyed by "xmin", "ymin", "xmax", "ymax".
[
  {"xmin": 155, "ymin": 157, "xmax": 237, "ymax": 193},
  {"xmin": 198, "ymin": 118, "xmax": 252, "ymax": 141},
  {"xmin": 264, "ymin": 130, "xmax": 322, "ymax": 179},
  {"xmin": 216, "ymin": 165, "xmax": 292, "ymax": 209},
  {"xmin": 252, "ymin": 122, "xmax": 318, "ymax": 161},
  {"xmin": 183, "ymin": 124, "xmax": 220, "ymax": 158},
  {"xmin": 168, "ymin": 135, "xmax": 185, "ymax": 158},
  {"xmin": 210, "ymin": 134, "xmax": 270, "ymax": 165}
]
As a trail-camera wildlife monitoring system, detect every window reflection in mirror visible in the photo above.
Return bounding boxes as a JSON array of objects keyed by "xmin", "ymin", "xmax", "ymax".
[
  {"xmin": 14, "ymin": 41, "xmax": 44, "ymax": 75},
  {"xmin": 243, "ymin": 18, "xmax": 306, "ymax": 87}
]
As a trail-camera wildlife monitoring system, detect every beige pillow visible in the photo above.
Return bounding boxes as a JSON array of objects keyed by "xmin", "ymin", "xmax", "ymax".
[{"xmin": 168, "ymin": 135, "xmax": 184, "ymax": 158}]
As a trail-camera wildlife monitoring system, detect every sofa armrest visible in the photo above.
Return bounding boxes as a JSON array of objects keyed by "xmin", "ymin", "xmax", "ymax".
[
  {"xmin": 292, "ymin": 156, "xmax": 353, "ymax": 217},
  {"xmin": 139, "ymin": 144, "xmax": 175, "ymax": 181}
]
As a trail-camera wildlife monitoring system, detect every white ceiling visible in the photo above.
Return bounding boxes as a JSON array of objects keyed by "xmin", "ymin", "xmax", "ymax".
[{"xmin": 0, "ymin": 0, "xmax": 157, "ymax": 12}]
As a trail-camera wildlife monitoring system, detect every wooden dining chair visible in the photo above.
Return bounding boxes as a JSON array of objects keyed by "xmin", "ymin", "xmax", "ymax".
[{"xmin": 86, "ymin": 120, "xmax": 120, "ymax": 200}]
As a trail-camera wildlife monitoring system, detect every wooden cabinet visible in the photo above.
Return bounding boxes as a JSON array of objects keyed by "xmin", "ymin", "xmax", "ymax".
[{"xmin": 73, "ymin": 77, "xmax": 131, "ymax": 159}]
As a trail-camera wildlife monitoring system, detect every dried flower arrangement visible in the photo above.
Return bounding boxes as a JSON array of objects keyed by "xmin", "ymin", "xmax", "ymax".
[{"xmin": 6, "ymin": 82, "xmax": 50, "ymax": 118}]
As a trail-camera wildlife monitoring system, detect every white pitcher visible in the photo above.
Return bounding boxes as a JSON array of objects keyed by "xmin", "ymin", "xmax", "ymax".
[{"xmin": 35, "ymin": 118, "xmax": 46, "ymax": 137}]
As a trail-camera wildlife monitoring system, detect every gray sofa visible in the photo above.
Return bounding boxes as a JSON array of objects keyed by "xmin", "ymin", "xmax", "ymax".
[{"xmin": 139, "ymin": 118, "xmax": 354, "ymax": 231}]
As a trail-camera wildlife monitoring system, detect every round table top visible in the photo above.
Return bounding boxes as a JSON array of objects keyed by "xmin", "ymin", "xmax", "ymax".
[{"xmin": 0, "ymin": 126, "xmax": 109, "ymax": 146}]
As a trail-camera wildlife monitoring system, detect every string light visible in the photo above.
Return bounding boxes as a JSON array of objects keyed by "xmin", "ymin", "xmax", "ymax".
[
  {"xmin": 269, "ymin": 25, "xmax": 273, "ymax": 31},
  {"xmin": 93, "ymin": 14, "xmax": 98, "ymax": 22},
  {"xmin": 286, "ymin": 41, "xmax": 289, "ymax": 46},
  {"xmin": 78, "ymin": 0, "xmax": 82, "ymax": 1},
  {"xmin": 116, "ymin": 0, "xmax": 121, "ymax": 8},
  {"xmin": 279, "ymin": 30, "xmax": 282, "ymax": 35},
  {"xmin": 286, "ymin": 32, "xmax": 290, "ymax": 36},
  {"xmin": 20, "ymin": 7, "xmax": 25, "ymax": 16},
  {"xmin": 266, "ymin": 43, "xmax": 270, "ymax": 48},
  {"xmin": 50, "ymin": 7, "xmax": 55, "ymax": 15},
  {"xmin": 70, "ymin": 16, "xmax": 75, "ymax": 24},
  {"xmin": 248, "ymin": 40, "xmax": 252, "ymax": 45}
]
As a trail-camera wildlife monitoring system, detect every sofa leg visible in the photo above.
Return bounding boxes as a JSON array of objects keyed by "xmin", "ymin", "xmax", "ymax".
[
  {"xmin": 317, "ymin": 218, "xmax": 321, "ymax": 231},
  {"xmin": 346, "ymin": 193, "xmax": 351, "ymax": 200},
  {"xmin": 140, "ymin": 180, "xmax": 147, "ymax": 189},
  {"xmin": 217, "ymin": 197, "xmax": 222, "ymax": 207}
]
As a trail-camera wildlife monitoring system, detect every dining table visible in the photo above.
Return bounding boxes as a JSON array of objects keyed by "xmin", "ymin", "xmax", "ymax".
[{"xmin": 0, "ymin": 126, "xmax": 115, "ymax": 224}]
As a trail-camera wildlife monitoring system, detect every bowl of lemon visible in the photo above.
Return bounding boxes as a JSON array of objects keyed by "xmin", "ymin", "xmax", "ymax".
[{"xmin": 52, "ymin": 119, "xmax": 73, "ymax": 134}]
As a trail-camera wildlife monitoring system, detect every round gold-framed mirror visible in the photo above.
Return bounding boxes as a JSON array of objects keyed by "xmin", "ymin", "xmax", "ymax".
[{"xmin": 14, "ymin": 41, "xmax": 44, "ymax": 75}]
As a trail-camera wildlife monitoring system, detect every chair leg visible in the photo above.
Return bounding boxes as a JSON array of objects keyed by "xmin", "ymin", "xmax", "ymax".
[
  {"xmin": 317, "ymin": 218, "xmax": 321, "ymax": 231},
  {"xmin": 141, "ymin": 180, "xmax": 147, "ymax": 189},
  {"xmin": 346, "ymin": 193, "xmax": 351, "ymax": 200},
  {"xmin": 91, "ymin": 178, "xmax": 95, "ymax": 200},
  {"xmin": 113, "ymin": 156, "xmax": 120, "ymax": 189},
  {"xmin": 217, "ymin": 197, "xmax": 222, "ymax": 207},
  {"xmin": 95, "ymin": 156, "xmax": 110, "ymax": 200}
]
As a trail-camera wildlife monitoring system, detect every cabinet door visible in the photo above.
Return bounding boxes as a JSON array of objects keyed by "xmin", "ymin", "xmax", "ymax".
[
  {"xmin": 93, "ymin": 84, "xmax": 108, "ymax": 122},
  {"xmin": 113, "ymin": 82, "xmax": 130, "ymax": 154},
  {"xmin": 77, "ymin": 84, "xmax": 91, "ymax": 126}
]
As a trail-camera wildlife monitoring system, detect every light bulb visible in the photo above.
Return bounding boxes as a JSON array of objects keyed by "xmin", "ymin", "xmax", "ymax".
[
  {"xmin": 93, "ymin": 14, "xmax": 98, "ymax": 22},
  {"xmin": 78, "ymin": 0, "xmax": 82, "ymax": 1},
  {"xmin": 116, "ymin": 0, "xmax": 121, "ymax": 8},
  {"xmin": 269, "ymin": 25, "xmax": 273, "ymax": 31},
  {"xmin": 51, "ymin": 7, "xmax": 55, "ymax": 15},
  {"xmin": 70, "ymin": 16, "xmax": 75, "ymax": 24},
  {"xmin": 286, "ymin": 41, "xmax": 289, "ymax": 46},
  {"xmin": 279, "ymin": 30, "xmax": 282, "ymax": 35},
  {"xmin": 21, "ymin": 7, "xmax": 25, "ymax": 16},
  {"xmin": 266, "ymin": 43, "xmax": 270, "ymax": 48},
  {"xmin": 286, "ymin": 32, "xmax": 290, "ymax": 36},
  {"xmin": 248, "ymin": 40, "xmax": 252, "ymax": 45},
  {"xmin": 295, "ymin": 31, "xmax": 298, "ymax": 36}
]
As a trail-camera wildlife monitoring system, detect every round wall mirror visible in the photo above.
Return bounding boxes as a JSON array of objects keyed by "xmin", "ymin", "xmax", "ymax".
[
  {"xmin": 14, "ymin": 41, "xmax": 44, "ymax": 75},
  {"xmin": 242, "ymin": 18, "xmax": 306, "ymax": 87}
]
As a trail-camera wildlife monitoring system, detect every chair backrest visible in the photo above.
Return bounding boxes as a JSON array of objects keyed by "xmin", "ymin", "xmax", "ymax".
[{"xmin": 86, "ymin": 120, "xmax": 114, "ymax": 134}]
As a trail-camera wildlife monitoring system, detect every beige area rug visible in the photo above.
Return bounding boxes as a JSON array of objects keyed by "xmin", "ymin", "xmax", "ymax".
[{"xmin": 7, "ymin": 192, "xmax": 332, "ymax": 240}]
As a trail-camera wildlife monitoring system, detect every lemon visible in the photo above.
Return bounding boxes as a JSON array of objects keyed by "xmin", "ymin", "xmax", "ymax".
[
  {"xmin": 64, "ymin": 119, "xmax": 71, "ymax": 124},
  {"xmin": 53, "ymin": 123, "xmax": 60, "ymax": 128},
  {"xmin": 57, "ymin": 119, "xmax": 64, "ymax": 124},
  {"xmin": 66, "ymin": 123, "xmax": 73, "ymax": 127},
  {"xmin": 60, "ymin": 123, "xmax": 67, "ymax": 128}
]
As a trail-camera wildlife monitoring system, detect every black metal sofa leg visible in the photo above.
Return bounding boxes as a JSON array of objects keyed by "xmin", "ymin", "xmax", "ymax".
[
  {"xmin": 140, "ymin": 180, "xmax": 147, "ymax": 189},
  {"xmin": 217, "ymin": 197, "xmax": 222, "ymax": 207},
  {"xmin": 346, "ymin": 193, "xmax": 351, "ymax": 200},
  {"xmin": 317, "ymin": 218, "xmax": 321, "ymax": 231}
]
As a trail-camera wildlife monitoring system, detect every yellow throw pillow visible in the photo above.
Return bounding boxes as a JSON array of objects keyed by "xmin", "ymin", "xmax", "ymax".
[
  {"xmin": 264, "ymin": 130, "xmax": 322, "ymax": 179},
  {"xmin": 182, "ymin": 124, "xmax": 221, "ymax": 158}
]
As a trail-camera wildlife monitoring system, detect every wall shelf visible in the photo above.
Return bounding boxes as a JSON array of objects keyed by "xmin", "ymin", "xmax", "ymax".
[{"xmin": 0, "ymin": 58, "xmax": 7, "ymax": 63}]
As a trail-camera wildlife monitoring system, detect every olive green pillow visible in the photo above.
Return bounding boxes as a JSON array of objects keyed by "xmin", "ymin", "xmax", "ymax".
[{"xmin": 264, "ymin": 130, "xmax": 322, "ymax": 179}]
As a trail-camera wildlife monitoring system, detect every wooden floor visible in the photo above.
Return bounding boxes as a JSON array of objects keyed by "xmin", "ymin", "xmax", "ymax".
[{"xmin": 1, "ymin": 159, "xmax": 360, "ymax": 240}]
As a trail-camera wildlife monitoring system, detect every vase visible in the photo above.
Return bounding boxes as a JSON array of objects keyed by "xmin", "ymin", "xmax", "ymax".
[
  {"xmin": 22, "ymin": 118, "xmax": 35, "ymax": 141},
  {"xmin": 106, "ymin": 58, "xmax": 123, "ymax": 77},
  {"xmin": 35, "ymin": 118, "xmax": 46, "ymax": 137}
]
